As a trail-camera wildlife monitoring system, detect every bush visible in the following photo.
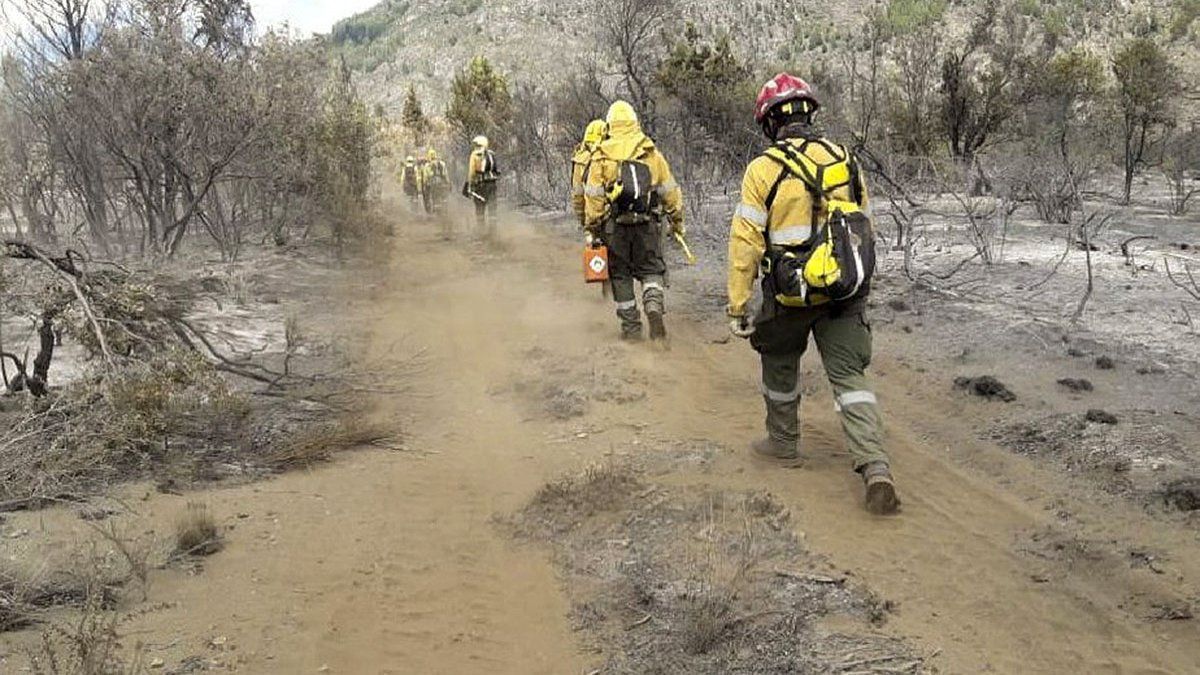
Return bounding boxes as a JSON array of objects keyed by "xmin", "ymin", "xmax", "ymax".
[
  {"xmin": 0, "ymin": 351, "xmax": 249, "ymax": 504},
  {"xmin": 446, "ymin": 56, "xmax": 513, "ymax": 146},
  {"xmin": 884, "ymin": 0, "xmax": 947, "ymax": 35},
  {"xmin": 174, "ymin": 502, "xmax": 222, "ymax": 557}
]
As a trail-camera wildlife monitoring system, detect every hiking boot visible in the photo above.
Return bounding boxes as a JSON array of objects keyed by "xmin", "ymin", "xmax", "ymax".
[
  {"xmin": 647, "ymin": 310, "xmax": 667, "ymax": 340},
  {"xmin": 752, "ymin": 437, "xmax": 801, "ymax": 466},
  {"xmin": 862, "ymin": 462, "xmax": 900, "ymax": 515},
  {"xmin": 620, "ymin": 327, "xmax": 644, "ymax": 342}
]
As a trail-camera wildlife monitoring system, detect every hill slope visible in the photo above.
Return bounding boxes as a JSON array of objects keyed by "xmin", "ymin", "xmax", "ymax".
[
  {"xmin": 331, "ymin": 0, "xmax": 1197, "ymax": 117},
  {"xmin": 329, "ymin": 0, "xmax": 845, "ymax": 112}
]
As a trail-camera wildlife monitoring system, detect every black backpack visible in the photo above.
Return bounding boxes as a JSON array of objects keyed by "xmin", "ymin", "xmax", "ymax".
[
  {"xmin": 611, "ymin": 160, "xmax": 654, "ymax": 215},
  {"xmin": 480, "ymin": 150, "xmax": 500, "ymax": 181},
  {"xmin": 761, "ymin": 138, "xmax": 876, "ymax": 307}
]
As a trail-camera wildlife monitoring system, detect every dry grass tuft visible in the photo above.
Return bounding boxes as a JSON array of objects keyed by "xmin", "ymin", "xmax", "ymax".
[
  {"xmin": 264, "ymin": 417, "xmax": 398, "ymax": 470},
  {"xmin": 0, "ymin": 566, "xmax": 117, "ymax": 635},
  {"xmin": 25, "ymin": 588, "xmax": 144, "ymax": 675},
  {"xmin": 173, "ymin": 502, "xmax": 222, "ymax": 557},
  {"xmin": 680, "ymin": 587, "xmax": 738, "ymax": 656},
  {"xmin": 679, "ymin": 529, "xmax": 757, "ymax": 656},
  {"xmin": 518, "ymin": 463, "xmax": 643, "ymax": 538},
  {"xmin": 531, "ymin": 463, "xmax": 641, "ymax": 515}
]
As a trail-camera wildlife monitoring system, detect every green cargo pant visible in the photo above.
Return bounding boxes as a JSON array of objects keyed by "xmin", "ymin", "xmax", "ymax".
[
  {"xmin": 750, "ymin": 298, "xmax": 889, "ymax": 469},
  {"xmin": 473, "ymin": 181, "xmax": 498, "ymax": 237},
  {"xmin": 604, "ymin": 218, "xmax": 666, "ymax": 338}
]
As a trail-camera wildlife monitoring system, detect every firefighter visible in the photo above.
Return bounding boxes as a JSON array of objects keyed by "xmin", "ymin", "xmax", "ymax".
[
  {"xmin": 726, "ymin": 73, "xmax": 899, "ymax": 515},
  {"xmin": 422, "ymin": 148, "xmax": 451, "ymax": 237},
  {"xmin": 422, "ymin": 149, "xmax": 449, "ymax": 213},
  {"xmin": 464, "ymin": 135, "xmax": 500, "ymax": 237},
  {"xmin": 400, "ymin": 155, "xmax": 421, "ymax": 210},
  {"xmin": 571, "ymin": 119, "xmax": 608, "ymax": 228},
  {"xmin": 583, "ymin": 100, "xmax": 684, "ymax": 341}
]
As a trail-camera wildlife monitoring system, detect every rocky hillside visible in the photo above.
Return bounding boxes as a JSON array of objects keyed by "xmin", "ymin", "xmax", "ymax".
[
  {"xmin": 332, "ymin": 0, "xmax": 1197, "ymax": 114},
  {"xmin": 331, "ymin": 0, "xmax": 852, "ymax": 112}
]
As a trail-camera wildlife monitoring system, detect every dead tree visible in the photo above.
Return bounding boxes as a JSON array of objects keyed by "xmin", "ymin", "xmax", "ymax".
[
  {"xmin": 597, "ymin": 0, "xmax": 672, "ymax": 135},
  {"xmin": 1165, "ymin": 256, "xmax": 1200, "ymax": 301},
  {"xmin": 1120, "ymin": 234, "xmax": 1156, "ymax": 271},
  {"xmin": 13, "ymin": 0, "xmax": 96, "ymax": 61},
  {"xmin": 3, "ymin": 239, "xmax": 112, "ymax": 367},
  {"xmin": 1071, "ymin": 211, "xmax": 1115, "ymax": 322}
]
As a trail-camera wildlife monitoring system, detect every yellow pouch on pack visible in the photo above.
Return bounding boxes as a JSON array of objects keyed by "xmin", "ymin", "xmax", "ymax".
[{"xmin": 803, "ymin": 241, "xmax": 842, "ymax": 288}]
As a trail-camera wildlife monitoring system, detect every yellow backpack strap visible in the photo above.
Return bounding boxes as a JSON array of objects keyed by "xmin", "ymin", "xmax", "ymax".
[
  {"xmin": 764, "ymin": 140, "xmax": 825, "ymax": 233},
  {"xmin": 765, "ymin": 139, "xmax": 862, "ymax": 223}
]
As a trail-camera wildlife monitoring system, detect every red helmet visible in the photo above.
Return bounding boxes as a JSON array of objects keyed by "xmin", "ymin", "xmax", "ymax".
[{"xmin": 754, "ymin": 73, "xmax": 820, "ymax": 124}]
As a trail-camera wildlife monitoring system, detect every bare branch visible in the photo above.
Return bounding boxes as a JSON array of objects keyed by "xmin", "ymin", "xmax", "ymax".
[{"xmin": 1165, "ymin": 257, "xmax": 1200, "ymax": 301}]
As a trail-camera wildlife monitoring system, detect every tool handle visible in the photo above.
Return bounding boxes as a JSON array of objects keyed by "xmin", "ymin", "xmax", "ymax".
[{"xmin": 673, "ymin": 232, "xmax": 697, "ymax": 265}]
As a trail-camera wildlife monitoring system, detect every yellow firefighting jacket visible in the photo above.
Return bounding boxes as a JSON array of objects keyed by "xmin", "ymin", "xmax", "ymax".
[
  {"xmin": 421, "ymin": 158, "xmax": 448, "ymax": 189},
  {"xmin": 583, "ymin": 119, "xmax": 683, "ymax": 234},
  {"xmin": 727, "ymin": 135, "xmax": 870, "ymax": 317},
  {"xmin": 570, "ymin": 143, "xmax": 595, "ymax": 227},
  {"xmin": 468, "ymin": 149, "xmax": 498, "ymax": 186}
]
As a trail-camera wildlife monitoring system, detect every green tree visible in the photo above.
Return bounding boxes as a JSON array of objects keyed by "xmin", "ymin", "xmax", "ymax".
[
  {"xmin": 1169, "ymin": 0, "xmax": 1200, "ymax": 41},
  {"xmin": 885, "ymin": 0, "xmax": 947, "ymax": 33},
  {"xmin": 1041, "ymin": 48, "xmax": 1107, "ymax": 164},
  {"xmin": 657, "ymin": 24, "xmax": 757, "ymax": 173},
  {"xmin": 401, "ymin": 84, "xmax": 427, "ymax": 144},
  {"xmin": 316, "ymin": 56, "xmax": 376, "ymax": 255},
  {"xmin": 1019, "ymin": 47, "xmax": 1109, "ymax": 223},
  {"xmin": 445, "ymin": 56, "xmax": 512, "ymax": 148},
  {"xmin": 939, "ymin": 2, "xmax": 1034, "ymax": 167},
  {"xmin": 882, "ymin": 0, "xmax": 947, "ymax": 156},
  {"xmin": 1112, "ymin": 37, "xmax": 1179, "ymax": 204}
]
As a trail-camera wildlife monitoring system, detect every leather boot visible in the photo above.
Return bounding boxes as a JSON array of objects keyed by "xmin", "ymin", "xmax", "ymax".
[
  {"xmin": 861, "ymin": 462, "xmax": 900, "ymax": 515},
  {"xmin": 752, "ymin": 437, "xmax": 802, "ymax": 466}
]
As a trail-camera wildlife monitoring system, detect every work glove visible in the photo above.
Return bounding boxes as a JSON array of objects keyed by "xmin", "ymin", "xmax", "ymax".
[
  {"xmin": 671, "ymin": 221, "xmax": 686, "ymax": 238},
  {"xmin": 584, "ymin": 230, "xmax": 603, "ymax": 248},
  {"xmin": 729, "ymin": 315, "xmax": 755, "ymax": 339},
  {"xmin": 460, "ymin": 182, "xmax": 469, "ymax": 198}
]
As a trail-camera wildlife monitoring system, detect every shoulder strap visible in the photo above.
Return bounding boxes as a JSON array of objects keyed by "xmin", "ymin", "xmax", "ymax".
[
  {"xmin": 763, "ymin": 139, "xmax": 857, "ymax": 229},
  {"xmin": 847, "ymin": 153, "xmax": 864, "ymax": 206},
  {"xmin": 764, "ymin": 140, "xmax": 822, "ymax": 229}
]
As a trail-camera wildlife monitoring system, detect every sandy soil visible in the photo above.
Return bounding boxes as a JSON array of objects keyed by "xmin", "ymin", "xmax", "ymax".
[{"xmin": 2, "ymin": 202, "xmax": 1199, "ymax": 674}]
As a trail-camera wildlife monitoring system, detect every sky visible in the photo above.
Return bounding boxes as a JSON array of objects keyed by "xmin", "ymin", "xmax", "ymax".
[
  {"xmin": 251, "ymin": 0, "xmax": 379, "ymax": 36},
  {"xmin": 0, "ymin": 0, "xmax": 378, "ymax": 45}
]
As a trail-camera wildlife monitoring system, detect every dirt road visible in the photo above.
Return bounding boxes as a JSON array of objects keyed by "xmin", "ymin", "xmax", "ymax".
[{"xmin": 7, "ymin": 209, "xmax": 1199, "ymax": 673}]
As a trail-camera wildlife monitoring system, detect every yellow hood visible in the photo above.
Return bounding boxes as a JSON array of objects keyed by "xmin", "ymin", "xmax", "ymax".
[{"xmin": 598, "ymin": 119, "xmax": 652, "ymax": 162}]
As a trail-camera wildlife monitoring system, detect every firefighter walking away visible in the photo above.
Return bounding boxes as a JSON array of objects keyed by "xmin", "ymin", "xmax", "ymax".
[
  {"xmin": 422, "ymin": 148, "xmax": 451, "ymax": 237},
  {"xmin": 726, "ymin": 73, "xmax": 899, "ymax": 515},
  {"xmin": 571, "ymin": 119, "xmax": 607, "ymax": 228},
  {"xmin": 464, "ymin": 135, "xmax": 500, "ymax": 238},
  {"xmin": 583, "ymin": 100, "xmax": 684, "ymax": 341},
  {"xmin": 400, "ymin": 155, "xmax": 422, "ymax": 212}
]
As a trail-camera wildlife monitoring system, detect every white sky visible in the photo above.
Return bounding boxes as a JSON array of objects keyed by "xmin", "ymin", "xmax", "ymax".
[
  {"xmin": 0, "ymin": 0, "xmax": 377, "ymax": 45},
  {"xmin": 251, "ymin": 0, "xmax": 379, "ymax": 36}
]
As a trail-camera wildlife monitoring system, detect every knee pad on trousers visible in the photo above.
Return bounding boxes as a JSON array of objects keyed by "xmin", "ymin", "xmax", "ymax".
[{"xmin": 642, "ymin": 276, "xmax": 665, "ymax": 315}]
